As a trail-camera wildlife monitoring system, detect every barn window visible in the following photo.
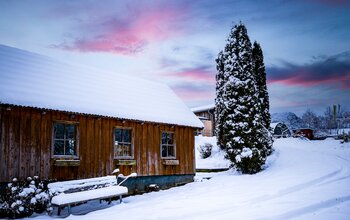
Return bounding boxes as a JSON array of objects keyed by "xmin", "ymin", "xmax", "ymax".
[
  {"xmin": 114, "ymin": 128, "xmax": 133, "ymax": 159},
  {"xmin": 53, "ymin": 122, "xmax": 78, "ymax": 157},
  {"xmin": 161, "ymin": 132, "xmax": 175, "ymax": 158}
]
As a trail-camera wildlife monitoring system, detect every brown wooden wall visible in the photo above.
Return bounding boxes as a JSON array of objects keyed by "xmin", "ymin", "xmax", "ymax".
[
  {"xmin": 194, "ymin": 110, "xmax": 215, "ymax": 137},
  {"xmin": 0, "ymin": 105, "xmax": 196, "ymax": 182}
]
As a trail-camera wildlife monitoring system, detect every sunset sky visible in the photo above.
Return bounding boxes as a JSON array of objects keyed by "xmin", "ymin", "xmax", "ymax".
[{"xmin": 1, "ymin": 0, "xmax": 349, "ymax": 115}]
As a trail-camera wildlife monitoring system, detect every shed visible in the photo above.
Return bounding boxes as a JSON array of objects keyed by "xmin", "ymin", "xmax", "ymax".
[
  {"xmin": 191, "ymin": 104, "xmax": 215, "ymax": 137},
  {"xmin": 293, "ymin": 128, "xmax": 314, "ymax": 140},
  {"xmin": 0, "ymin": 45, "xmax": 203, "ymax": 192},
  {"xmin": 271, "ymin": 122, "xmax": 291, "ymax": 138}
]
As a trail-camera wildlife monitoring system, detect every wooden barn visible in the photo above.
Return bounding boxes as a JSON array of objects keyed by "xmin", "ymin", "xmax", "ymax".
[
  {"xmin": 0, "ymin": 45, "xmax": 203, "ymax": 192},
  {"xmin": 191, "ymin": 104, "xmax": 215, "ymax": 137}
]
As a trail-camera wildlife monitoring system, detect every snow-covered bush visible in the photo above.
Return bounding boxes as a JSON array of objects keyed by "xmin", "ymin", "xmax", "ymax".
[
  {"xmin": 228, "ymin": 148, "xmax": 265, "ymax": 174},
  {"xmin": 198, "ymin": 143, "xmax": 213, "ymax": 159},
  {"xmin": 340, "ymin": 133, "xmax": 349, "ymax": 143},
  {"xmin": 0, "ymin": 176, "xmax": 51, "ymax": 218}
]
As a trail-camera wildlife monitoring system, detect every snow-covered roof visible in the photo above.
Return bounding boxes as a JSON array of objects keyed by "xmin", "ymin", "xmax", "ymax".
[
  {"xmin": 191, "ymin": 104, "xmax": 215, "ymax": 113},
  {"xmin": 270, "ymin": 122, "xmax": 288, "ymax": 129},
  {"xmin": 0, "ymin": 45, "xmax": 203, "ymax": 128},
  {"xmin": 270, "ymin": 122, "xmax": 279, "ymax": 129}
]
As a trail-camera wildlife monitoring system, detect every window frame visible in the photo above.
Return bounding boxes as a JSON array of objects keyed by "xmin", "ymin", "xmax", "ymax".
[
  {"xmin": 51, "ymin": 120, "xmax": 79, "ymax": 159},
  {"xmin": 160, "ymin": 131, "xmax": 176, "ymax": 159},
  {"xmin": 113, "ymin": 126, "xmax": 134, "ymax": 159}
]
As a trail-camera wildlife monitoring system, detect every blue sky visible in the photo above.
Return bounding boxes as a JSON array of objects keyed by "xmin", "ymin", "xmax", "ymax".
[{"xmin": 1, "ymin": 0, "xmax": 349, "ymax": 115}]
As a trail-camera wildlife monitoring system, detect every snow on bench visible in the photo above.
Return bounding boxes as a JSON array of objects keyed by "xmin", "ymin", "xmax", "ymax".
[
  {"xmin": 48, "ymin": 175, "xmax": 118, "ymax": 194},
  {"xmin": 51, "ymin": 185, "xmax": 128, "ymax": 205},
  {"xmin": 49, "ymin": 172, "xmax": 137, "ymax": 216}
]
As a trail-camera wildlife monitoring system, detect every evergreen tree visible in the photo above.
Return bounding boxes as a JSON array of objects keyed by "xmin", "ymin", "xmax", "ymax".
[
  {"xmin": 215, "ymin": 22, "xmax": 267, "ymax": 174},
  {"xmin": 215, "ymin": 51, "xmax": 226, "ymax": 150},
  {"xmin": 252, "ymin": 42, "xmax": 271, "ymax": 129},
  {"xmin": 252, "ymin": 41, "xmax": 273, "ymax": 156}
]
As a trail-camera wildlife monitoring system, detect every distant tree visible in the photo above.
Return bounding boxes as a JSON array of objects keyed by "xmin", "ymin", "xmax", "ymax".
[
  {"xmin": 302, "ymin": 109, "xmax": 320, "ymax": 130},
  {"xmin": 215, "ymin": 22, "xmax": 270, "ymax": 174}
]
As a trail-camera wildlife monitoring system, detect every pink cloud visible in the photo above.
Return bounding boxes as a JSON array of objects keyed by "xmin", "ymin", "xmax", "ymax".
[
  {"xmin": 56, "ymin": 5, "xmax": 188, "ymax": 55},
  {"xmin": 174, "ymin": 88, "xmax": 214, "ymax": 101},
  {"xmin": 268, "ymin": 71, "xmax": 350, "ymax": 89},
  {"xmin": 167, "ymin": 67, "xmax": 215, "ymax": 83},
  {"xmin": 267, "ymin": 54, "xmax": 350, "ymax": 90}
]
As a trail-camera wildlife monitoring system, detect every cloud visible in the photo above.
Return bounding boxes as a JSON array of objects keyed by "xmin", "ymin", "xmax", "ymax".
[
  {"xmin": 53, "ymin": 3, "xmax": 188, "ymax": 55},
  {"xmin": 171, "ymin": 82, "xmax": 214, "ymax": 101},
  {"xmin": 267, "ymin": 52, "xmax": 350, "ymax": 89},
  {"xmin": 307, "ymin": 0, "xmax": 350, "ymax": 6},
  {"xmin": 166, "ymin": 65, "xmax": 215, "ymax": 83}
]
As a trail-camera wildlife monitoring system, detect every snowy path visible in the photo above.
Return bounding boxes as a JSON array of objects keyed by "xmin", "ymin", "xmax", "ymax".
[{"xmin": 35, "ymin": 138, "xmax": 350, "ymax": 219}]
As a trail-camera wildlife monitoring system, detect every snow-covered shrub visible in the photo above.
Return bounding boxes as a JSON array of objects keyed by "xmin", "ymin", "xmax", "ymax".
[
  {"xmin": 198, "ymin": 143, "xmax": 213, "ymax": 159},
  {"xmin": 228, "ymin": 148, "xmax": 265, "ymax": 174},
  {"xmin": 340, "ymin": 133, "xmax": 349, "ymax": 143},
  {"xmin": 0, "ymin": 176, "xmax": 51, "ymax": 218}
]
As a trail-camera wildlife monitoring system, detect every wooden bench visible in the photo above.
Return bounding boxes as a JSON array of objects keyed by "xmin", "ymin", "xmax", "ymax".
[{"xmin": 49, "ymin": 173, "xmax": 137, "ymax": 216}]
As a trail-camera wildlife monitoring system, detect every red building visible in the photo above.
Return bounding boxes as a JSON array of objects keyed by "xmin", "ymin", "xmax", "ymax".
[{"xmin": 293, "ymin": 129, "xmax": 314, "ymax": 140}]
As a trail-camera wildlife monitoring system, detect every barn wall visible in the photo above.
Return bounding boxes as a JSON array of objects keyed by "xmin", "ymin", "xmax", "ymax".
[
  {"xmin": 0, "ymin": 105, "xmax": 196, "ymax": 182},
  {"xmin": 194, "ymin": 110, "xmax": 215, "ymax": 136}
]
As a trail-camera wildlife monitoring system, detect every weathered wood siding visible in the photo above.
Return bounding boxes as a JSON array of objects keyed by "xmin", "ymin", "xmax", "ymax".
[
  {"xmin": 0, "ymin": 105, "xmax": 196, "ymax": 182},
  {"xmin": 194, "ymin": 110, "xmax": 215, "ymax": 137}
]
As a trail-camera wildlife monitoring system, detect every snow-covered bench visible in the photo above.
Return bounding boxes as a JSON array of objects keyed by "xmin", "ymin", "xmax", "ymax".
[{"xmin": 48, "ymin": 172, "xmax": 137, "ymax": 215}]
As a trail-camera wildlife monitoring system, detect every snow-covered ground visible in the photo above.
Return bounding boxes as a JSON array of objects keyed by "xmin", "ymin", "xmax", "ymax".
[
  {"xmin": 34, "ymin": 137, "xmax": 350, "ymax": 219},
  {"xmin": 195, "ymin": 136, "xmax": 230, "ymax": 169}
]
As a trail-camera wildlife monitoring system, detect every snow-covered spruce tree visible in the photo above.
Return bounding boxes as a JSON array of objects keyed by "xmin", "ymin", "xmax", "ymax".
[
  {"xmin": 252, "ymin": 41, "xmax": 273, "ymax": 156},
  {"xmin": 252, "ymin": 41, "xmax": 270, "ymax": 129},
  {"xmin": 215, "ymin": 51, "xmax": 227, "ymax": 150},
  {"xmin": 215, "ymin": 22, "xmax": 267, "ymax": 174}
]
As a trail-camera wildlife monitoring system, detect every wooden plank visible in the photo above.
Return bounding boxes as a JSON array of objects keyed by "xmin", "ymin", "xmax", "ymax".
[
  {"xmin": 31, "ymin": 110, "xmax": 41, "ymax": 177},
  {"xmin": 77, "ymin": 115, "xmax": 86, "ymax": 179},
  {"xmin": 40, "ymin": 110, "xmax": 51, "ymax": 180},
  {"xmin": 135, "ymin": 122, "xmax": 141, "ymax": 176},
  {"xmin": 86, "ymin": 116, "xmax": 94, "ymax": 178},
  {"xmin": 106, "ymin": 118, "xmax": 113, "ymax": 176},
  {"xmin": 116, "ymin": 159, "xmax": 136, "ymax": 166},
  {"xmin": 147, "ymin": 123, "xmax": 154, "ymax": 175},
  {"xmin": 153, "ymin": 123, "xmax": 160, "ymax": 175},
  {"xmin": 93, "ymin": 118, "xmax": 99, "ymax": 177},
  {"xmin": 100, "ymin": 118, "xmax": 106, "ymax": 176},
  {"xmin": 51, "ymin": 110, "xmax": 63, "ymax": 180},
  {"xmin": 8, "ymin": 107, "xmax": 20, "ymax": 179},
  {"xmin": 162, "ymin": 159, "xmax": 179, "ymax": 165},
  {"xmin": 141, "ymin": 122, "xmax": 148, "ymax": 176},
  {"xmin": 97, "ymin": 118, "xmax": 102, "ymax": 176},
  {"xmin": 21, "ymin": 108, "xmax": 32, "ymax": 179},
  {"xmin": 191, "ymin": 128, "xmax": 196, "ymax": 174},
  {"xmin": 0, "ymin": 108, "xmax": 8, "ymax": 182},
  {"xmin": 183, "ymin": 127, "xmax": 189, "ymax": 174},
  {"xmin": 54, "ymin": 160, "xmax": 80, "ymax": 166}
]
